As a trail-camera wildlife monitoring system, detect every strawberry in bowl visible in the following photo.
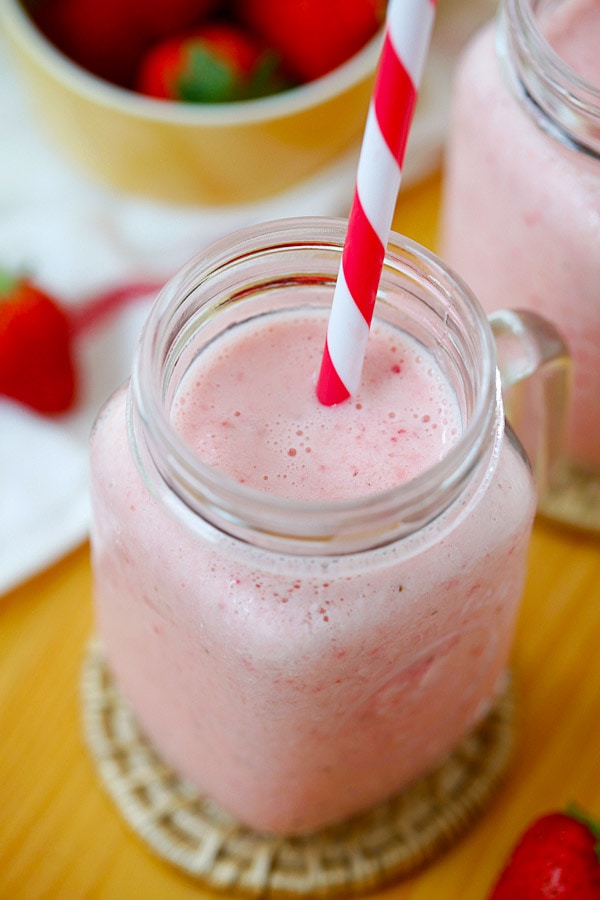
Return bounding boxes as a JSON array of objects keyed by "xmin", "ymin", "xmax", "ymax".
[{"xmin": 235, "ymin": 0, "xmax": 386, "ymax": 83}]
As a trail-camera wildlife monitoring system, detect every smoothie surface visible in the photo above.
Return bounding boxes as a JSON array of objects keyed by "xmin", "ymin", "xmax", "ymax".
[{"xmin": 172, "ymin": 310, "xmax": 461, "ymax": 501}]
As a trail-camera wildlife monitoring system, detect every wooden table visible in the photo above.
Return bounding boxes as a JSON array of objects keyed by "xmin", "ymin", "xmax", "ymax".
[{"xmin": 2, "ymin": 174, "xmax": 600, "ymax": 899}]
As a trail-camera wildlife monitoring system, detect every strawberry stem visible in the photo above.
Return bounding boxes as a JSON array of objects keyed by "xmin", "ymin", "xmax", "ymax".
[
  {"xmin": 0, "ymin": 268, "xmax": 18, "ymax": 296},
  {"xmin": 566, "ymin": 802, "xmax": 600, "ymax": 862}
]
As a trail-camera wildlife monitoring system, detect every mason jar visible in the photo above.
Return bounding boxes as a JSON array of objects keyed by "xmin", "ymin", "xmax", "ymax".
[
  {"xmin": 440, "ymin": 0, "xmax": 600, "ymax": 532},
  {"xmin": 89, "ymin": 218, "xmax": 567, "ymax": 835}
]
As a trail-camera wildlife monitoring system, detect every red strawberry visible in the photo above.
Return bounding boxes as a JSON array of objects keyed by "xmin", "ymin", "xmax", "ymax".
[
  {"xmin": 136, "ymin": 23, "xmax": 288, "ymax": 102},
  {"xmin": 488, "ymin": 808, "xmax": 600, "ymax": 899},
  {"xmin": 0, "ymin": 271, "xmax": 77, "ymax": 415},
  {"xmin": 31, "ymin": 0, "xmax": 146, "ymax": 86},
  {"xmin": 30, "ymin": 0, "xmax": 221, "ymax": 87},
  {"xmin": 133, "ymin": 0, "xmax": 222, "ymax": 42},
  {"xmin": 236, "ymin": 0, "xmax": 386, "ymax": 83}
]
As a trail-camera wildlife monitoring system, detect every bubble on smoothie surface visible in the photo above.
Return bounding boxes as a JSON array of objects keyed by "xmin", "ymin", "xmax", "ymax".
[{"xmin": 171, "ymin": 311, "xmax": 462, "ymax": 501}]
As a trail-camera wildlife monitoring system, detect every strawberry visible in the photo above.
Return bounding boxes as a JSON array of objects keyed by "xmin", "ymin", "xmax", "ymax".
[
  {"xmin": 488, "ymin": 807, "xmax": 600, "ymax": 899},
  {"xmin": 136, "ymin": 23, "xmax": 288, "ymax": 103},
  {"xmin": 31, "ymin": 0, "xmax": 146, "ymax": 86},
  {"xmin": 236, "ymin": 0, "xmax": 386, "ymax": 83},
  {"xmin": 132, "ymin": 0, "xmax": 222, "ymax": 42},
  {"xmin": 30, "ymin": 0, "xmax": 222, "ymax": 87},
  {"xmin": 0, "ymin": 271, "xmax": 77, "ymax": 415}
]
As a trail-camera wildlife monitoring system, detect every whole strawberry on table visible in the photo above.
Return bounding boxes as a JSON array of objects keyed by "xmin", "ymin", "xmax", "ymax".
[
  {"xmin": 0, "ymin": 270, "xmax": 77, "ymax": 415},
  {"xmin": 27, "ymin": 0, "xmax": 385, "ymax": 101},
  {"xmin": 488, "ymin": 807, "xmax": 600, "ymax": 899}
]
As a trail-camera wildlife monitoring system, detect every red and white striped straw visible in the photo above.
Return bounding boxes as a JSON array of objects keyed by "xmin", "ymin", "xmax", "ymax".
[{"xmin": 316, "ymin": 0, "xmax": 437, "ymax": 406}]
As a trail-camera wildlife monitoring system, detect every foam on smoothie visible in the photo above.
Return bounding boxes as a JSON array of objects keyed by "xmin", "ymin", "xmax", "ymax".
[{"xmin": 171, "ymin": 310, "xmax": 461, "ymax": 501}]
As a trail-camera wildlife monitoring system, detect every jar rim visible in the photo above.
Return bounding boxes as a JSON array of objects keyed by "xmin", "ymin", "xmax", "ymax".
[
  {"xmin": 131, "ymin": 217, "xmax": 499, "ymax": 553},
  {"xmin": 501, "ymin": 0, "xmax": 600, "ymax": 157}
]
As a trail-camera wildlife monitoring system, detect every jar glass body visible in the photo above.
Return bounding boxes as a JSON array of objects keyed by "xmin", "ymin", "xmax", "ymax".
[
  {"xmin": 440, "ymin": 0, "xmax": 600, "ymax": 531},
  {"xmin": 89, "ymin": 218, "xmax": 536, "ymax": 835}
]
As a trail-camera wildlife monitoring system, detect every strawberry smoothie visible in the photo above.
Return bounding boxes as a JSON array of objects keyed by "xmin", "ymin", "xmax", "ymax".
[
  {"xmin": 440, "ymin": 0, "xmax": 600, "ymax": 476},
  {"xmin": 89, "ymin": 223, "xmax": 536, "ymax": 835}
]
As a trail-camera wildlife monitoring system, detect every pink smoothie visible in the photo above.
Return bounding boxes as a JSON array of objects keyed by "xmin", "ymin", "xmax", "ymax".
[
  {"xmin": 172, "ymin": 311, "xmax": 461, "ymax": 499},
  {"xmin": 90, "ymin": 309, "xmax": 534, "ymax": 834},
  {"xmin": 440, "ymin": 0, "xmax": 600, "ymax": 471}
]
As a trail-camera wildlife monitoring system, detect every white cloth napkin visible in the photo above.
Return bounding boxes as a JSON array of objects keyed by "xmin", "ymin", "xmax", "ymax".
[
  {"xmin": 0, "ymin": 402, "xmax": 89, "ymax": 595},
  {"xmin": 0, "ymin": 0, "xmax": 497, "ymax": 595}
]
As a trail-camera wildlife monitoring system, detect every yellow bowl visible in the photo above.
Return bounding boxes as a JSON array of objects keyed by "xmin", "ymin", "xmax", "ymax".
[{"xmin": 1, "ymin": 0, "xmax": 381, "ymax": 206}]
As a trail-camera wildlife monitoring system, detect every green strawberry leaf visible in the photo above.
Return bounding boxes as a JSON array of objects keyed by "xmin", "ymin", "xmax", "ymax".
[{"xmin": 177, "ymin": 46, "xmax": 241, "ymax": 103}]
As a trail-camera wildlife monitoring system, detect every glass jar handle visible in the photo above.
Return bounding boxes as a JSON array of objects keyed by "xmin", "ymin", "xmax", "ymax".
[{"xmin": 489, "ymin": 309, "xmax": 571, "ymax": 500}]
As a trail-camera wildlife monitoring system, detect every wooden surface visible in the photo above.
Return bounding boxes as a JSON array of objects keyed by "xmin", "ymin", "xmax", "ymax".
[{"xmin": 2, "ymin": 174, "xmax": 600, "ymax": 900}]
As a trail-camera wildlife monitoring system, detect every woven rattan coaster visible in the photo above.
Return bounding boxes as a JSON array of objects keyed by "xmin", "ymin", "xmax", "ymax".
[{"xmin": 81, "ymin": 642, "xmax": 516, "ymax": 898}]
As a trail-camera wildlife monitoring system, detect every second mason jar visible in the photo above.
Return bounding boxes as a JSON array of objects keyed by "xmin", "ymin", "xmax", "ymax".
[{"xmin": 440, "ymin": 0, "xmax": 600, "ymax": 532}]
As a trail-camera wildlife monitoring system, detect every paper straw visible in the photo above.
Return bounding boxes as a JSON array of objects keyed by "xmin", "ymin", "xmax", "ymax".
[{"xmin": 316, "ymin": 0, "xmax": 437, "ymax": 406}]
